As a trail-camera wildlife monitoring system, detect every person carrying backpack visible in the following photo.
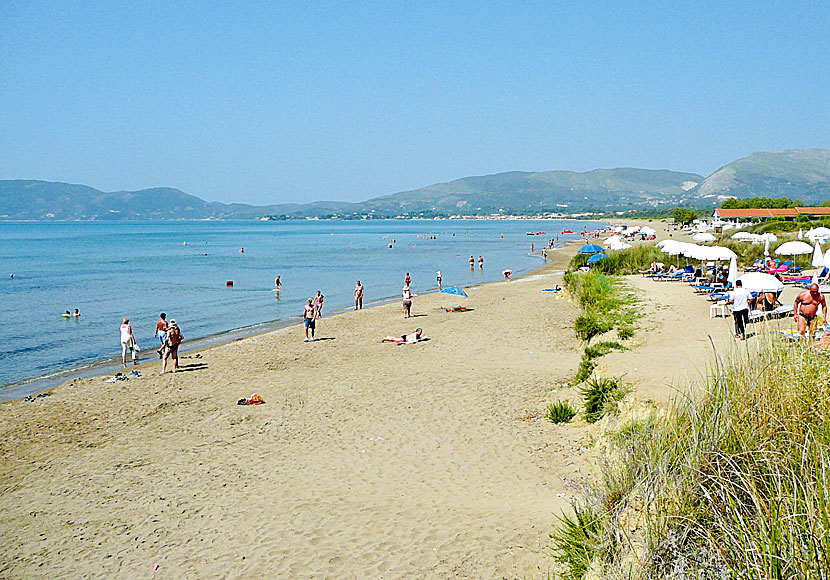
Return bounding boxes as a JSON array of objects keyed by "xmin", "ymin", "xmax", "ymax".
[{"xmin": 161, "ymin": 319, "xmax": 183, "ymax": 374}]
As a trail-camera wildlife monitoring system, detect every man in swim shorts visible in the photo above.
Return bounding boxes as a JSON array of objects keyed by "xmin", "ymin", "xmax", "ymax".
[
  {"xmin": 794, "ymin": 283, "xmax": 827, "ymax": 340},
  {"xmin": 155, "ymin": 312, "xmax": 168, "ymax": 358},
  {"xmin": 304, "ymin": 298, "xmax": 316, "ymax": 342},
  {"xmin": 436, "ymin": 271, "xmax": 442, "ymax": 290},
  {"xmin": 354, "ymin": 281, "xmax": 364, "ymax": 310}
]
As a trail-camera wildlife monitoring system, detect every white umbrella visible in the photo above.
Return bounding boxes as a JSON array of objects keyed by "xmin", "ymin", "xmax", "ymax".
[
  {"xmin": 813, "ymin": 241, "xmax": 825, "ymax": 268},
  {"xmin": 737, "ymin": 272, "xmax": 785, "ymax": 293},
  {"xmin": 798, "ymin": 229, "xmax": 804, "ymax": 239},
  {"xmin": 825, "ymin": 249, "xmax": 830, "ymax": 268},
  {"xmin": 627, "ymin": 226, "xmax": 641, "ymax": 233},
  {"xmin": 603, "ymin": 235, "xmax": 622, "ymax": 246},
  {"xmin": 640, "ymin": 226, "xmax": 656, "ymax": 236},
  {"xmin": 764, "ymin": 239, "xmax": 770, "ymax": 257},
  {"xmin": 731, "ymin": 231, "xmax": 754, "ymax": 240},
  {"xmin": 692, "ymin": 232, "xmax": 716, "ymax": 243},
  {"xmin": 807, "ymin": 227, "xmax": 830, "ymax": 241},
  {"xmin": 775, "ymin": 241, "xmax": 813, "ymax": 256},
  {"xmin": 704, "ymin": 246, "xmax": 738, "ymax": 261},
  {"xmin": 611, "ymin": 242, "xmax": 633, "ymax": 250},
  {"xmin": 759, "ymin": 233, "xmax": 778, "ymax": 243},
  {"xmin": 727, "ymin": 256, "xmax": 738, "ymax": 286}
]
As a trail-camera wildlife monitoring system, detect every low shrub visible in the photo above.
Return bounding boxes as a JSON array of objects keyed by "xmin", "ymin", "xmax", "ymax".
[
  {"xmin": 616, "ymin": 325, "xmax": 634, "ymax": 340},
  {"xmin": 580, "ymin": 376, "xmax": 625, "ymax": 423},
  {"xmin": 546, "ymin": 401, "xmax": 577, "ymax": 424},
  {"xmin": 572, "ymin": 358, "xmax": 596, "ymax": 385},
  {"xmin": 574, "ymin": 313, "xmax": 613, "ymax": 342},
  {"xmin": 550, "ymin": 506, "xmax": 605, "ymax": 580},
  {"xmin": 584, "ymin": 341, "xmax": 625, "ymax": 360}
]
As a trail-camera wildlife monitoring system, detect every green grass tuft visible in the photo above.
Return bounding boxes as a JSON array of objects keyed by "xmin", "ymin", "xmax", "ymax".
[
  {"xmin": 547, "ymin": 401, "xmax": 577, "ymax": 424},
  {"xmin": 550, "ymin": 505, "xmax": 604, "ymax": 580},
  {"xmin": 580, "ymin": 376, "xmax": 625, "ymax": 423}
]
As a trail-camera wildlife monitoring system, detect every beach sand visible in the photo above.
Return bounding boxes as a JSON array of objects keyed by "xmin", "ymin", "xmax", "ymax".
[{"xmin": 0, "ymin": 225, "xmax": 810, "ymax": 579}]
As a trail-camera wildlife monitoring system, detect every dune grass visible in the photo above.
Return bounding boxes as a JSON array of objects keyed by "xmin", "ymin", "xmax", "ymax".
[
  {"xmin": 551, "ymin": 338, "xmax": 830, "ymax": 578},
  {"xmin": 547, "ymin": 401, "xmax": 577, "ymax": 424}
]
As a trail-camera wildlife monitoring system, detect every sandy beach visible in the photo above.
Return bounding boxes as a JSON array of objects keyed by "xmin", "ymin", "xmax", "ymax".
[{"xmin": 0, "ymin": 224, "xmax": 809, "ymax": 579}]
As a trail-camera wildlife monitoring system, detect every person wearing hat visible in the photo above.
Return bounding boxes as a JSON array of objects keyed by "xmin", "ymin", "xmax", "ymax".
[{"xmin": 161, "ymin": 318, "xmax": 183, "ymax": 374}]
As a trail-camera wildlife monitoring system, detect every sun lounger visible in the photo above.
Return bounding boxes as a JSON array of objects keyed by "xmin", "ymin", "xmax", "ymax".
[{"xmin": 748, "ymin": 305, "xmax": 792, "ymax": 322}]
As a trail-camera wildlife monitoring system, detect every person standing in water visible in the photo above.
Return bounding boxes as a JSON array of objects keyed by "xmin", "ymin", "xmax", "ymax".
[
  {"xmin": 436, "ymin": 270, "xmax": 442, "ymax": 290},
  {"xmin": 354, "ymin": 281, "xmax": 364, "ymax": 310},
  {"xmin": 478, "ymin": 256, "xmax": 483, "ymax": 269},
  {"xmin": 469, "ymin": 256, "xmax": 474, "ymax": 269}
]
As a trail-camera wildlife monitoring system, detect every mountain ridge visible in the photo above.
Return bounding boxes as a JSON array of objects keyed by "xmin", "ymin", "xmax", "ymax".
[{"xmin": 2, "ymin": 148, "xmax": 828, "ymax": 220}]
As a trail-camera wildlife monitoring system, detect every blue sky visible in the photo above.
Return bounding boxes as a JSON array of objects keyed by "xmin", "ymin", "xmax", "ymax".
[{"xmin": 1, "ymin": 1, "xmax": 828, "ymax": 205}]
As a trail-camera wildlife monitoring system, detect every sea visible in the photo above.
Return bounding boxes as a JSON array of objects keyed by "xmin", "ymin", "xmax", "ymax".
[{"xmin": 0, "ymin": 219, "xmax": 599, "ymax": 398}]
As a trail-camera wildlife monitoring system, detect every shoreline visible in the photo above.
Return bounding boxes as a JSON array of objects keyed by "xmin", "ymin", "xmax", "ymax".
[{"xmin": 1, "ymin": 250, "xmax": 562, "ymax": 402}]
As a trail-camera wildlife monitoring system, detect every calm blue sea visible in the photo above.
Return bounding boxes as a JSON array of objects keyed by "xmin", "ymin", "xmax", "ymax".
[{"xmin": 0, "ymin": 219, "xmax": 596, "ymax": 393}]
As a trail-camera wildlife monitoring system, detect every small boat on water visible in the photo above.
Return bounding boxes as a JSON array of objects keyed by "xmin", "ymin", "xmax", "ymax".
[
  {"xmin": 561, "ymin": 229, "xmax": 575, "ymax": 234},
  {"xmin": 525, "ymin": 231, "xmax": 546, "ymax": 236}
]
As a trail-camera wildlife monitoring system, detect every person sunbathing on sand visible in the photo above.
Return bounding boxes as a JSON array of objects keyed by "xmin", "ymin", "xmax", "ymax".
[{"xmin": 382, "ymin": 328, "xmax": 427, "ymax": 344}]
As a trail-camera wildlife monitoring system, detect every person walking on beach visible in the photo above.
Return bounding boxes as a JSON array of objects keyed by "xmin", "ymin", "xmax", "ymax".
[
  {"xmin": 436, "ymin": 270, "xmax": 442, "ymax": 290},
  {"xmin": 154, "ymin": 312, "xmax": 168, "ymax": 358},
  {"xmin": 402, "ymin": 284, "xmax": 413, "ymax": 318},
  {"xmin": 120, "ymin": 317, "xmax": 138, "ymax": 368},
  {"xmin": 303, "ymin": 298, "xmax": 316, "ymax": 341},
  {"xmin": 794, "ymin": 283, "xmax": 827, "ymax": 340},
  {"xmin": 161, "ymin": 319, "xmax": 183, "ymax": 374},
  {"xmin": 727, "ymin": 280, "xmax": 752, "ymax": 340},
  {"xmin": 314, "ymin": 292, "xmax": 324, "ymax": 319},
  {"xmin": 354, "ymin": 281, "xmax": 364, "ymax": 310}
]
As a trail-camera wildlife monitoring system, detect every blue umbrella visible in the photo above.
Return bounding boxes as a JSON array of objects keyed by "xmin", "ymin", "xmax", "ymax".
[
  {"xmin": 440, "ymin": 286, "xmax": 468, "ymax": 298},
  {"xmin": 578, "ymin": 244, "xmax": 603, "ymax": 254},
  {"xmin": 587, "ymin": 253, "xmax": 609, "ymax": 263}
]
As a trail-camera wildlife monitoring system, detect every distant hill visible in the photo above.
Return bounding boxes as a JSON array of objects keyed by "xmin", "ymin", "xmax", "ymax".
[
  {"xmin": 361, "ymin": 168, "xmax": 703, "ymax": 215},
  {"xmin": 694, "ymin": 149, "xmax": 830, "ymax": 204},
  {"xmin": 1, "ymin": 148, "xmax": 828, "ymax": 220}
]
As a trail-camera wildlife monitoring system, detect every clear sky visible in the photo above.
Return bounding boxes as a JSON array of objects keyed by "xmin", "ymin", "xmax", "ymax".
[{"xmin": 1, "ymin": 1, "xmax": 828, "ymax": 205}]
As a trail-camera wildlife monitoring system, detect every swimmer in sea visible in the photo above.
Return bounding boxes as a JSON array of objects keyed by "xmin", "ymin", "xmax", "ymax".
[
  {"xmin": 469, "ymin": 256, "xmax": 474, "ymax": 269},
  {"xmin": 478, "ymin": 256, "xmax": 483, "ymax": 269},
  {"xmin": 73, "ymin": 308, "xmax": 80, "ymax": 318},
  {"xmin": 275, "ymin": 275, "xmax": 281, "ymax": 289}
]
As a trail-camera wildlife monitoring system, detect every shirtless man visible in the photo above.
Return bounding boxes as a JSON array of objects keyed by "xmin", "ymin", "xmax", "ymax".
[
  {"xmin": 478, "ymin": 256, "xmax": 483, "ymax": 269},
  {"xmin": 303, "ymin": 298, "xmax": 316, "ymax": 342},
  {"xmin": 794, "ymin": 283, "xmax": 827, "ymax": 340},
  {"xmin": 469, "ymin": 256, "xmax": 475, "ymax": 269},
  {"xmin": 154, "ymin": 312, "xmax": 169, "ymax": 358},
  {"xmin": 354, "ymin": 281, "xmax": 364, "ymax": 310}
]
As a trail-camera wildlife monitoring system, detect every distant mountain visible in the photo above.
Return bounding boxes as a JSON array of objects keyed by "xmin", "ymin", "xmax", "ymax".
[
  {"xmin": 694, "ymin": 149, "xmax": 830, "ymax": 204},
  {"xmin": 1, "ymin": 148, "xmax": 828, "ymax": 220},
  {"xmin": 361, "ymin": 168, "xmax": 703, "ymax": 215}
]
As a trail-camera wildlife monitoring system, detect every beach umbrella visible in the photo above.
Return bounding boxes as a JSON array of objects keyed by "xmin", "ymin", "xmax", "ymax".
[
  {"xmin": 825, "ymin": 249, "xmax": 830, "ymax": 268},
  {"xmin": 807, "ymin": 227, "xmax": 830, "ymax": 242},
  {"xmin": 640, "ymin": 226, "xmax": 656, "ymax": 236},
  {"xmin": 627, "ymin": 226, "xmax": 641, "ymax": 233},
  {"xmin": 440, "ymin": 286, "xmax": 468, "ymax": 298},
  {"xmin": 611, "ymin": 242, "xmax": 633, "ymax": 250},
  {"xmin": 764, "ymin": 239, "xmax": 770, "ymax": 257},
  {"xmin": 731, "ymin": 231, "xmax": 756, "ymax": 240},
  {"xmin": 775, "ymin": 240, "xmax": 813, "ymax": 256},
  {"xmin": 727, "ymin": 255, "xmax": 738, "ymax": 286},
  {"xmin": 587, "ymin": 253, "xmax": 608, "ymax": 263},
  {"xmin": 813, "ymin": 242, "xmax": 825, "ymax": 268},
  {"xmin": 578, "ymin": 244, "xmax": 603, "ymax": 254},
  {"xmin": 692, "ymin": 232, "xmax": 716, "ymax": 243},
  {"xmin": 603, "ymin": 235, "xmax": 622, "ymax": 246},
  {"xmin": 759, "ymin": 233, "xmax": 778, "ymax": 243},
  {"xmin": 737, "ymin": 272, "xmax": 785, "ymax": 293},
  {"xmin": 798, "ymin": 229, "xmax": 804, "ymax": 239}
]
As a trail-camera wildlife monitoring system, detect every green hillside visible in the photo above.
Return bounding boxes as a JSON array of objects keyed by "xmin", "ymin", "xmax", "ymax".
[{"xmin": 695, "ymin": 149, "xmax": 830, "ymax": 203}]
